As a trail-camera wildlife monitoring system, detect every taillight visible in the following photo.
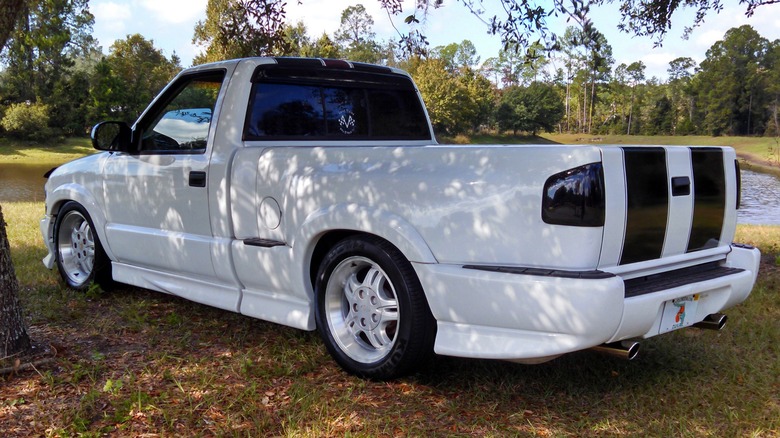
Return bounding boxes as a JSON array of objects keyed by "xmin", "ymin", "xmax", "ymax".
[{"xmin": 542, "ymin": 162, "xmax": 605, "ymax": 227}]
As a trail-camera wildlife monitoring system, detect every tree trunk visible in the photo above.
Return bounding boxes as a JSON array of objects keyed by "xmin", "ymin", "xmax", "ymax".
[
  {"xmin": 0, "ymin": 0, "xmax": 26, "ymax": 49},
  {"xmin": 0, "ymin": 204, "xmax": 31, "ymax": 358},
  {"xmin": 589, "ymin": 79, "xmax": 596, "ymax": 134},
  {"xmin": 0, "ymin": 0, "xmax": 32, "ymax": 360}
]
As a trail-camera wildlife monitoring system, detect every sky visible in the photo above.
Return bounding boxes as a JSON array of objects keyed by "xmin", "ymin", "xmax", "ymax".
[{"xmin": 90, "ymin": 0, "xmax": 780, "ymax": 80}]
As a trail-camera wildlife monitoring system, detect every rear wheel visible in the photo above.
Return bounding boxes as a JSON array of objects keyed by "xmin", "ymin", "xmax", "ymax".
[
  {"xmin": 54, "ymin": 201, "xmax": 112, "ymax": 291},
  {"xmin": 314, "ymin": 235, "xmax": 435, "ymax": 379}
]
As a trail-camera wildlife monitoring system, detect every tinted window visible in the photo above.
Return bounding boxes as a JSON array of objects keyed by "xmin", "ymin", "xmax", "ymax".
[{"xmin": 244, "ymin": 82, "xmax": 430, "ymax": 141}]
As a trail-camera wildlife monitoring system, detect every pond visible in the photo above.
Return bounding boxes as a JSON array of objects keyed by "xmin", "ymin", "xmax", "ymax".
[
  {"xmin": 1, "ymin": 163, "xmax": 779, "ymax": 225},
  {"xmin": 738, "ymin": 169, "xmax": 780, "ymax": 225},
  {"xmin": 0, "ymin": 162, "xmax": 53, "ymax": 203}
]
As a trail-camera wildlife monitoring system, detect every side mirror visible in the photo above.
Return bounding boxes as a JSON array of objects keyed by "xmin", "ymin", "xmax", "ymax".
[{"xmin": 90, "ymin": 121, "xmax": 132, "ymax": 152}]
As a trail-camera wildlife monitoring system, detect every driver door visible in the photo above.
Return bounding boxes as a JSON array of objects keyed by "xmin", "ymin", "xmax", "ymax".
[{"xmin": 102, "ymin": 70, "xmax": 226, "ymax": 280}]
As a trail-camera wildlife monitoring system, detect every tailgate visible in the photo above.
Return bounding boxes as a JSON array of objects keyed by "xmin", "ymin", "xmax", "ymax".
[{"xmin": 598, "ymin": 146, "xmax": 739, "ymax": 274}]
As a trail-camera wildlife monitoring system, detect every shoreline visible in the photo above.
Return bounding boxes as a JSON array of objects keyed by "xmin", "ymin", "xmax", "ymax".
[{"xmin": 2, "ymin": 135, "xmax": 779, "ymax": 178}]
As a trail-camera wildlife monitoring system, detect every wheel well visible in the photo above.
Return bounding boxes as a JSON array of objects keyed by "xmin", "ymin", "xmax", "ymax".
[{"xmin": 309, "ymin": 230, "xmax": 359, "ymax": 287}]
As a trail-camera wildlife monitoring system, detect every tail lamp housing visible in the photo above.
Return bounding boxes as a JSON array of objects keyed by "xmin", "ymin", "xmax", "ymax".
[{"xmin": 542, "ymin": 162, "xmax": 605, "ymax": 227}]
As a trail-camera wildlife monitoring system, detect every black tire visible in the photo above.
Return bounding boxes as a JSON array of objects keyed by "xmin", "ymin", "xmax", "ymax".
[
  {"xmin": 53, "ymin": 201, "xmax": 113, "ymax": 291},
  {"xmin": 314, "ymin": 235, "xmax": 436, "ymax": 379}
]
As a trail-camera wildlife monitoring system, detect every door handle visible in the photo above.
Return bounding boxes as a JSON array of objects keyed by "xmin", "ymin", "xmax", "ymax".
[
  {"xmin": 189, "ymin": 171, "xmax": 206, "ymax": 188},
  {"xmin": 671, "ymin": 176, "xmax": 690, "ymax": 196}
]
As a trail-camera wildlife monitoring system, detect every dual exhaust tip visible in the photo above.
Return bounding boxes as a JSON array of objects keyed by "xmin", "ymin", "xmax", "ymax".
[{"xmin": 591, "ymin": 313, "xmax": 728, "ymax": 361}]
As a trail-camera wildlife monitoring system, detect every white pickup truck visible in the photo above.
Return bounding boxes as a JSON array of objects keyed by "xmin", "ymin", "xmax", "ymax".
[{"xmin": 41, "ymin": 57, "xmax": 760, "ymax": 379}]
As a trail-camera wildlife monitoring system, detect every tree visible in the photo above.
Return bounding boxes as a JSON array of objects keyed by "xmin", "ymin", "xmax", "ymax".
[
  {"xmin": 626, "ymin": 60, "xmax": 645, "ymax": 134},
  {"xmin": 0, "ymin": 0, "xmax": 25, "ymax": 50},
  {"xmin": 695, "ymin": 25, "xmax": 770, "ymax": 135},
  {"xmin": 334, "ymin": 4, "xmax": 383, "ymax": 63},
  {"xmin": 667, "ymin": 57, "xmax": 697, "ymax": 134},
  {"xmin": 419, "ymin": 0, "xmax": 780, "ymax": 52},
  {"xmin": 495, "ymin": 83, "xmax": 564, "ymax": 135},
  {"xmin": 410, "ymin": 57, "xmax": 471, "ymax": 134},
  {"xmin": 280, "ymin": 21, "xmax": 313, "ymax": 57},
  {"xmin": 1, "ymin": 0, "xmax": 94, "ymax": 99},
  {"xmin": 92, "ymin": 34, "xmax": 181, "ymax": 123},
  {"xmin": 408, "ymin": 56, "xmax": 495, "ymax": 135},
  {"xmin": 0, "ymin": 0, "xmax": 96, "ymax": 132},
  {"xmin": 192, "ymin": 0, "xmax": 289, "ymax": 64},
  {"xmin": 0, "ymin": 0, "xmax": 31, "ymax": 362},
  {"xmin": 189, "ymin": 0, "xmax": 780, "ymax": 66},
  {"xmin": 433, "ymin": 40, "xmax": 480, "ymax": 72},
  {"xmin": 765, "ymin": 40, "xmax": 780, "ymax": 137},
  {"xmin": 308, "ymin": 33, "xmax": 341, "ymax": 59}
]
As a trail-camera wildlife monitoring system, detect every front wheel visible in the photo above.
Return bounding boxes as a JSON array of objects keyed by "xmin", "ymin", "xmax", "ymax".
[
  {"xmin": 54, "ymin": 201, "xmax": 112, "ymax": 290},
  {"xmin": 314, "ymin": 235, "xmax": 436, "ymax": 379}
]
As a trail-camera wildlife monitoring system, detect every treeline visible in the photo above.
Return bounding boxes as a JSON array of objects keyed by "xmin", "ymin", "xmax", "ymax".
[{"xmin": 1, "ymin": 1, "xmax": 779, "ymax": 141}]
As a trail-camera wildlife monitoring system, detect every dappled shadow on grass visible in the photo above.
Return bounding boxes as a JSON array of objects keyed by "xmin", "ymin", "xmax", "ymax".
[
  {"xmin": 6, "ymin": 270, "xmax": 778, "ymax": 436},
  {"xmin": 0, "ymin": 137, "xmax": 93, "ymax": 160}
]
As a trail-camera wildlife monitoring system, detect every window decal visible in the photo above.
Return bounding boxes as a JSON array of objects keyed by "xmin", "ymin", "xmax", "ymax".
[{"xmin": 339, "ymin": 111, "xmax": 357, "ymax": 135}]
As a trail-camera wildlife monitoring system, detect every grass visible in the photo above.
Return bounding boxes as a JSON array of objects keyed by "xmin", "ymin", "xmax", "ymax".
[
  {"xmin": 2, "ymin": 209, "xmax": 779, "ymax": 435},
  {"xmin": 0, "ymin": 137, "xmax": 95, "ymax": 166},
  {"xmin": 1, "ymin": 137, "xmax": 779, "ymax": 435}
]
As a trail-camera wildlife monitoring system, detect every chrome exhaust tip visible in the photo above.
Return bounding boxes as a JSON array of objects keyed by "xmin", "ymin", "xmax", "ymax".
[
  {"xmin": 693, "ymin": 313, "xmax": 728, "ymax": 331},
  {"xmin": 591, "ymin": 340, "xmax": 641, "ymax": 361}
]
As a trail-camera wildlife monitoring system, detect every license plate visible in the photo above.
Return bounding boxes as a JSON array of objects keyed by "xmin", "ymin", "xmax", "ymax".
[{"xmin": 660, "ymin": 294, "xmax": 700, "ymax": 333}]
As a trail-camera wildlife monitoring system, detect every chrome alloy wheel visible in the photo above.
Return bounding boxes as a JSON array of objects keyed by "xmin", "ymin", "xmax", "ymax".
[
  {"xmin": 324, "ymin": 256, "xmax": 400, "ymax": 364},
  {"xmin": 56, "ymin": 209, "xmax": 95, "ymax": 287}
]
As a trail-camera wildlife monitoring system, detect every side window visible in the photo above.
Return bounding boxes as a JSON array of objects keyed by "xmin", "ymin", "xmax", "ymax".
[
  {"xmin": 140, "ymin": 71, "xmax": 225, "ymax": 153},
  {"xmin": 246, "ymin": 83, "xmax": 325, "ymax": 137},
  {"xmin": 244, "ymin": 79, "xmax": 430, "ymax": 141}
]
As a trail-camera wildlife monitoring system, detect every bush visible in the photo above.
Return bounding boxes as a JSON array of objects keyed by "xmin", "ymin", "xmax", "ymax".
[{"xmin": 0, "ymin": 102, "xmax": 53, "ymax": 142}]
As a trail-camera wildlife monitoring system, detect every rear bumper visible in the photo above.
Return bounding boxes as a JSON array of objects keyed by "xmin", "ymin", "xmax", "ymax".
[
  {"xmin": 413, "ymin": 244, "xmax": 760, "ymax": 361},
  {"xmin": 609, "ymin": 244, "xmax": 759, "ymax": 342}
]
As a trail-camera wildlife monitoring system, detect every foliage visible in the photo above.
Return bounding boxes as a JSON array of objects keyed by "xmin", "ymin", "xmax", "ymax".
[
  {"xmin": 90, "ymin": 35, "xmax": 181, "ymax": 124},
  {"xmin": 0, "ymin": 101, "xmax": 52, "ymax": 141},
  {"xmin": 1, "ymin": 2, "xmax": 780, "ymax": 140},
  {"xmin": 495, "ymin": 83, "xmax": 565, "ymax": 135},
  {"xmin": 409, "ymin": 56, "xmax": 494, "ymax": 135},
  {"xmin": 0, "ymin": 0, "xmax": 94, "ymax": 101},
  {"xmin": 192, "ymin": 0, "xmax": 289, "ymax": 65},
  {"xmin": 693, "ymin": 25, "xmax": 773, "ymax": 136}
]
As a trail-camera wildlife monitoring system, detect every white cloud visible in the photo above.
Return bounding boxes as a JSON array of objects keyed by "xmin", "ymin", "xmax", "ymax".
[
  {"xmin": 640, "ymin": 52, "xmax": 676, "ymax": 77},
  {"xmin": 93, "ymin": 1, "xmax": 131, "ymax": 21},
  {"xmin": 138, "ymin": 0, "xmax": 208, "ymax": 25},
  {"xmin": 286, "ymin": 0, "xmax": 400, "ymax": 41},
  {"xmin": 91, "ymin": 1, "xmax": 132, "ymax": 49}
]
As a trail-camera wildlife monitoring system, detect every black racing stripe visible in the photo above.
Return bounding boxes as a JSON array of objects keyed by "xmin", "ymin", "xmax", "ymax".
[
  {"xmin": 687, "ymin": 148, "xmax": 726, "ymax": 252},
  {"xmin": 620, "ymin": 147, "xmax": 668, "ymax": 265}
]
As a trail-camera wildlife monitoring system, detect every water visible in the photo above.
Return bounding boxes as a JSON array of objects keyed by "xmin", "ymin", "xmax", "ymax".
[
  {"xmin": 1, "ymin": 163, "xmax": 779, "ymax": 225},
  {"xmin": 0, "ymin": 163, "xmax": 54, "ymax": 202},
  {"xmin": 738, "ymin": 169, "xmax": 780, "ymax": 225}
]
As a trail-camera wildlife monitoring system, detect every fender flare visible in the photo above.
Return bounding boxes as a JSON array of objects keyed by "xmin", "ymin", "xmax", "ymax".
[
  {"xmin": 289, "ymin": 203, "xmax": 437, "ymax": 302},
  {"xmin": 48, "ymin": 183, "xmax": 115, "ymax": 261},
  {"xmin": 294, "ymin": 203, "xmax": 437, "ymax": 264}
]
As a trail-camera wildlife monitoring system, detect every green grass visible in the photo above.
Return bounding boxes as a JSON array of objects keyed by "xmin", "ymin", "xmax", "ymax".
[
  {"xmin": 0, "ymin": 137, "xmax": 95, "ymax": 166},
  {"xmin": 2, "ymin": 198, "xmax": 779, "ymax": 436}
]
